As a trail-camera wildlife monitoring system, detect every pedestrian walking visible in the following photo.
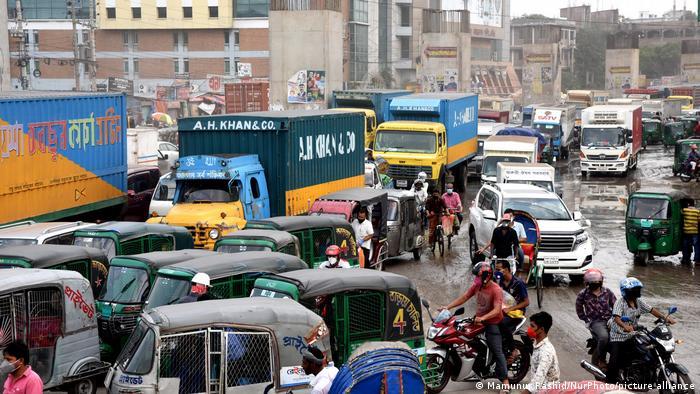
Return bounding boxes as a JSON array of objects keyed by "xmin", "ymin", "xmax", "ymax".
[
  {"xmin": 522, "ymin": 312, "xmax": 560, "ymax": 394},
  {"xmin": 681, "ymin": 199, "xmax": 699, "ymax": 265},
  {"xmin": 2, "ymin": 341, "xmax": 43, "ymax": 394}
]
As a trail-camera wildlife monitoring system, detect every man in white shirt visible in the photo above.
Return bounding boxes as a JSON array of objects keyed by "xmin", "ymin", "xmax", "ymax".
[
  {"xmin": 352, "ymin": 207, "xmax": 374, "ymax": 261},
  {"xmin": 302, "ymin": 345, "xmax": 339, "ymax": 394},
  {"xmin": 522, "ymin": 311, "xmax": 560, "ymax": 394}
]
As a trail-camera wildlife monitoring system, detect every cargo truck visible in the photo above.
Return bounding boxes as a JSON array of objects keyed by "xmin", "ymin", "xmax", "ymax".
[
  {"xmin": 520, "ymin": 103, "xmax": 548, "ymax": 127},
  {"xmin": 496, "ymin": 162, "xmax": 556, "ymax": 193},
  {"xmin": 0, "ymin": 92, "xmax": 127, "ymax": 225},
  {"xmin": 481, "ymin": 135, "xmax": 539, "ymax": 183},
  {"xmin": 532, "ymin": 105, "xmax": 576, "ymax": 160},
  {"xmin": 374, "ymin": 93, "xmax": 478, "ymax": 191},
  {"xmin": 151, "ymin": 110, "xmax": 365, "ymax": 248},
  {"xmin": 565, "ymin": 90, "xmax": 594, "ymax": 128},
  {"xmin": 641, "ymin": 99, "xmax": 682, "ymax": 120},
  {"xmin": 580, "ymin": 105, "xmax": 642, "ymax": 176}
]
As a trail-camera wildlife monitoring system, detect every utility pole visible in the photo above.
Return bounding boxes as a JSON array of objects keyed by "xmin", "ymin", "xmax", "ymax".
[
  {"xmin": 69, "ymin": 0, "xmax": 80, "ymax": 90},
  {"xmin": 88, "ymin": 0, "xmax": 96, "ymax": 91},
  {"xmin": 14, "ymin": 0, "xmax": 29, "ymax": 89}
]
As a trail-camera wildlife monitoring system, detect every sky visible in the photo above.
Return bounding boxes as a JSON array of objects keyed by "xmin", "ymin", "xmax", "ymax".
[{"xmin": 510, "ymin": 0, "xmax": 697, "ymax": 19}]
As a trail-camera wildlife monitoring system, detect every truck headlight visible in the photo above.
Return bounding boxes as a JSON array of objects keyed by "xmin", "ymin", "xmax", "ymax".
[
  {"xmin": 208, "ymin": 229, "xmax": 220, "ymax": 240},
  {"xmin": 574, "ymin": 232, "xmax": 589, "ymax": 247}
]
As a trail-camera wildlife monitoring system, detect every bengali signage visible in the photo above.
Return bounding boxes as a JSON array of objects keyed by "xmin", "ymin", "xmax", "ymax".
[
  {"xmin": 526, "ymin": 54, "xmax": 552, "ymax": 63},
  {"xmin": 609, "ymin": 66, "xmax": 631, "ymax": 74},
  {"xmin": 424, "ymin": 47, "xmax": 457, "ymax": 58},
  {"xmin": 108, "ymin": 77, "xmax": 133, "ymax": 94},
  {"xmin": 683, "ymin": 63, "xmax": 700, "ymax": 70}
]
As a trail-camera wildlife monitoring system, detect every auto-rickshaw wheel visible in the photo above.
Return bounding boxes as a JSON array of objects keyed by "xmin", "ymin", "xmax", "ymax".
[
  {"xmin": 68, "ymin": 377, "xmax": 97, "ymax": 394},
  {"xmin": 634, "ymin": 251, "xmax": 649, "ymax": 266}
]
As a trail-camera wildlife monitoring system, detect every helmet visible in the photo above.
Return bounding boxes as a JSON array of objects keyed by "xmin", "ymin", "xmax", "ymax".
[
  {"xmin": 192, "ymin": 272, "xmax": 211, "ymax": 287},
  {"xmin": 691, "ymin": 144, "xmax": 698, "ymax": 150},
  {"xmin": 583, "ymin": 268, "xmax": 604, "ymax": 284},
  {"xmin": 472, "ymin": 261, "xmax": 493, "ymax": 282},
  {"xmin": 375, "ymin": 156, "xmax": 388, "ymax": 166},
  {"xmin": 619, "ymin": 277, "xmax": 643, "ymax": 298},
  {"xmin": 325, "ymin": 245, "xmax": 341, "ymax": 257},
  {"xmin": 417, "ymin": 171, "xmax": 427, "ymax": 181}
]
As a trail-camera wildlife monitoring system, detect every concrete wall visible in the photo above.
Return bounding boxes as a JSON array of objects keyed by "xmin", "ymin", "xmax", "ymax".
[
  {"xmin": 520, "ymin": 43, "xmax": 561, "ymax": 105},
  {"xmin": 605, "ymin": 48, "xmax": 639, "ymax": 96},
  {"xmin": 0, "ymin": 0, "xmax": 10, "ymax": 91},
  {"xmin": 681, "ymin": 53, "xmax": 700, "ymax": 83},
  {"xmin": 418, "ymin": 32, "xmax": 471, "ymax": 92},
  {"xmin": 269, "ymin": 10, "xmax": 343, "ymax": 109}
]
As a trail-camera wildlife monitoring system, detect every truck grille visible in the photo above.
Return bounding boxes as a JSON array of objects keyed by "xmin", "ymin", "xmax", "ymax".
[
  {"xmin": 588, "ymin": 154, "xmax": 618, "ymax": 161},
  {"xmin": 387, "ymin": 165, "xmax": 433, "ymax": 180},
  {"xmin": 539, "ymin": 235, "xmax": 575, "ymax": 252},
  {"xmin": 186, "ymin": 225, "xmax": 209, "ymax": 248}
]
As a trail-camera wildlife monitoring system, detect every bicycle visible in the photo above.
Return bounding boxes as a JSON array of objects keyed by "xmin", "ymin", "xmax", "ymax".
[
  {"xmin": 443, "ymin": 209, "xmax": 461, "ymax": 251},
  {"xmin": 431, "ymin": 223, "xmax": 445, "ymax": 257}
]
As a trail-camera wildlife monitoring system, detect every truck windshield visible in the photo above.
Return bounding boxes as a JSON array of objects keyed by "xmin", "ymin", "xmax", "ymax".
[
  {"xmin": 0, "ymin": 238, "xmax": 36, "ymax": 247},
  {"xmin": 99, "ymin": 266, "xmax": 150, "ymax": 303},
  {"xmin": 533, "ymin": 123, "xmax": 560, "ymax": 140},
  {"xmin": 581, "ymin": 128, "xmax": 624, "ymax": 148},
  {"xmin": 374, "ymin": 130, "xmax": 436, "ymax": 154},
  {"xmin": 146, "ymin": 275, "xmax": 192, "ymax": 309},
  {"xmin": 628, "ymin": 198, "xmax": 670, "ymax": 219},
  {"xmin": 503, "ymin": 197, "xmax": 571, "ymax": 220},
  {"xmin": 178, "ymin": 180, "xmax": 239, "ymax": 203},
  {"xmin": 74, "ymin": 237, "xmax": 117, "ymax": 259},
  {"xmin": 483, "ymin": 156, "xmax": 528, "ymax": 177}
]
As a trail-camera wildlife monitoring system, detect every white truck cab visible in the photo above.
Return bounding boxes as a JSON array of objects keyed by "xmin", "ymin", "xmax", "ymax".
[
  {"xmin": 496, "ymin": 162, "xmax": 556, "ymax": 193},
  {"xmin": 468, "ymin": 183, "xmax": 593, "ymax": 279},
  {"xmin": 0, "ymin": 221, "xmax": 94, "ymax": 246}
]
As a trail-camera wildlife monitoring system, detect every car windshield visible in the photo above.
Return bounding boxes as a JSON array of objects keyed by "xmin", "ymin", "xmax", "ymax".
[
  {"xmin": 483, "ymin": 156, "xmax": 528, "ymax": 177},
  {"xmin": 387, "ymin": 200, "xmax": 399, "ymax": 221},
  {"xmin": 116, "ymin": 321, "xmax": 155, "ymax": 375},
  {"xmin": 628, "ymin": 198, "xmax": 670, "ymax": 219},
  {"xmin": 146, "ymin": 275, "xmax": 191, "ymax": 310},
  {"xmin": 506, "ymin": 180, "xmax": 554, "ymax": 192},
  {"xmin": 503, "ymin": 197, "xmax": 571, "ymax": 220},
  {"xmin": 0, "ymin": 238, "xmax": 36, "ymax": 247},
  {"xmin": 581, "ymin": 128, "xmax": 625, "ymax": 148},
  {"xmin": 74, "ymin": 237, "xmax": 117, "ymax": 259},
  {"xmin": 533, "ymin": 123, "xmax": 560, "ymax": 140},
  {"xmin": 99, "ymin": 266, "xmax": 150, "ymax": 304},
  {"xmin": 374, "ymin": 130, "xmax": 436, "ymax": 154},
  {"xmin": 177, "ymin": 180, "xmax": 239, "ymax": 203},
  {"xmin": 250, "ymin": 287, "xmax": 292, "ymax": 299},
  {"xmin": 217, "ymin": 244, "xmax": 272, "ymax": 253}
]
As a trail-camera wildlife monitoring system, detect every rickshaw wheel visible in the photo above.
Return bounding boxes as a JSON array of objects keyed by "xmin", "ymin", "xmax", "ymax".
[{"xmin": 68, "ymin": 378, "xmax": 96, "ymax": 394}]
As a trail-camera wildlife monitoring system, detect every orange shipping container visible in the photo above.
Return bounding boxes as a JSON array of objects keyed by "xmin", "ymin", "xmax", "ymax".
[{"xmin": 225, "ymin": 82, "xmax": 270, "ymax": 113}]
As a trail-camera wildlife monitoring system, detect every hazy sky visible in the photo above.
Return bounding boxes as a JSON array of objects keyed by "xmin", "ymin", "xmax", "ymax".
[{"xmin": 510, "ymin": 0, "xmax": 697, "ymax": 19}]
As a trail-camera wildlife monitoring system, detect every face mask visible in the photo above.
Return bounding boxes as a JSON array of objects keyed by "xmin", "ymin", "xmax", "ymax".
[
  {"xmin": 0, "ymin": 360, "xmax": 18, "ymax": 375},
  {"xmin": 626, "ymin": 288, "xmax": 641, "ymax": 299},
  {"xmin": 588, "ymin": 283, "xmax": 601, "ymax": 290},
  {"xmin": 494, "ymin": 271, "xmax": 504, "ymax": 283},
  {"xmin": 327, "ymin": 257, "xmax": 338, "ymax": 266},
  {"xmin": 527, "ymin": 327, "xmax": 538, "ymax": 339},
  {"xmin": 446, "ymin": 189, "xmax": 453, "ymax": 194},
  {"xmin": 358, "ymin": 218, "xmax": 365, "ymax": 223}
]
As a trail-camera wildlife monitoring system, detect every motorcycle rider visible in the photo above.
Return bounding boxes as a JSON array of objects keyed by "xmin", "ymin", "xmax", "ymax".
[
  {"xmin": 685, "ymin": 144, "xmax": 700, "ymax": 174},
  {"xmin": 441, "ymin": 262, "xmax": 509, "ymax": 389},
  {"xmin": 442, "ymin": 183, "xmax": 462, "ymax": 235},
  {"xmin": 425, "ymin": 186, "xmax": 448, "ymax": 251},
  {"xmin": 606, "ymin": 277, "xmax": 676, "ymax": 384},
  {"xmin": 318, "ymin": 245, "xmax": 351, "ymax": 269},
  {"xmin": 494, "ymin": 259, "xmax": 529, "ymax": 364},
  {"xmin": 575, "ymin": 268, "xmax": 616, "ymax": 371}
]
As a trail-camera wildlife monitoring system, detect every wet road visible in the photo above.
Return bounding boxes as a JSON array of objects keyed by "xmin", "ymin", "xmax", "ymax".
[{"xmin": 386, "ymin": 145, "xmax": 700, "ymax": 392}]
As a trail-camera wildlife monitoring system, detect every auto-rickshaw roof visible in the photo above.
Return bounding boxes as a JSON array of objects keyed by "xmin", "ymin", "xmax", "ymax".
[
  {"xmin": 677, "ymin": 137, "xmax": 700, "ymax": 144},
  {"xmin": 162, "ymin": 251, "xmax": 307, "ymax": 278},
  {"xmin": 0, "ymin": 268, "xmax": 84, "ymax": 290},
  {"xmin": 0, "ymin": 244, "xmax": 107, "ymax": 267},
  {"xmin": 317, "ymin": 188, "xmax": 388, "ymax": 206},
  {"xmin": 631, "ymin": 189, "xmax": 690, "ymax": 201},
  {"xmin": 387, "ymin": 189, "xmax": 417, "ymax": 201},
  {"xmin": 261, "ymin": 268, "xmax": 418, "ymax": 299},
  {"xmin": 146, "ymin": 297, "xmax": 323, "ymax": 332},
  {"xmin": 246, "ymin": 216, "xmax": 353, "ymax": 232},
  {"xmin": 77, "ymin": 221, "xmax": 190, "ymax": 238},
  {"xmin": 111, "ymin": 249, "xmax": 215, "ymax": 269},
  {"xmin": 218, "ymin": 229, "xmax": 297, "ymax": 245}
]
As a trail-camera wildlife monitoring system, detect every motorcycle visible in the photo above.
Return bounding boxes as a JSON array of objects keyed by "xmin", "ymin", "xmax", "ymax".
[
  {"xmin": 679, "ymin": 160, "xmax": 700, "ymax": 183},
  {"xmin": 580, "ymin": 307, "xmax": 693, "ymax": 394},
  {"xmin": 422, "ymin": 299, "xmax": 532, "ymax": 394}
]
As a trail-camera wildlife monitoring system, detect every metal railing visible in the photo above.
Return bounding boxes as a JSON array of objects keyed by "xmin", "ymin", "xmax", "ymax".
[
  {"xmin": 422, "ymin": 9, "xmax": 469, "ymax": 33},
  {"xmin": 270, "ymin": 0, "xmax": 341, "ymax": 12}
]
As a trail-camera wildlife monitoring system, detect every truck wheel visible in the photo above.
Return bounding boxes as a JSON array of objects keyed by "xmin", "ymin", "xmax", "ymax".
[
  {"xmin": 455, "ymin": 165, "xmax": 467, "ymax": 192},
  {"xmin": 469, "ymin": 227, "xmax": 478, "ymax": 263}
]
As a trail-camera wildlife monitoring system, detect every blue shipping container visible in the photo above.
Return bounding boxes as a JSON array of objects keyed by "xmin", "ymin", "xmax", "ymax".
[{"xmin": 331, "ymin": 89, "xmax": 412, "ymax": 123}]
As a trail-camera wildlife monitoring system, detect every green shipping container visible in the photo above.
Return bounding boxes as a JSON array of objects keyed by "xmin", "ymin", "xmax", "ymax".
[{"xmin": 177, "ymin": 110, "xmax": 366, "ymax": 216}]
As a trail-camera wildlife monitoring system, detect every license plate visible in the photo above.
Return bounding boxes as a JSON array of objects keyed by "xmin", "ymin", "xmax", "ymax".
[
  {"xmin": 396, "ymin": 179, "xmax": 408, "ymax": 187},
  {"xmin": 544, "ymin": 257, "xmax": 559, "ymax": 265}
]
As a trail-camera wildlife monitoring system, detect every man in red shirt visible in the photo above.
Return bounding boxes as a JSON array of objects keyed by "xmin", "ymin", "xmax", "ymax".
[
  {"xmin": 2, "ymin": 341, "xmax": 43, "ymax": 394},
  {"xmin": 442, "ymin": 262, "xmax": 509, "ymax": 388}
]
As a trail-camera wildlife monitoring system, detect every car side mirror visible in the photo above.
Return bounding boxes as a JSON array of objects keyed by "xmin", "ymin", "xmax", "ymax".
[
  {"xmin": 421, "ymin": 299, "xmax": 430, "ymax": 309},
  {"xmin": 573, "ymin": 211, "xmax": 582, "ymax": 221},
  {"xmin": 626, "ymin": 136, "xmax": 633, "ymax": 143},
  {"xmin": 162, "ymin": 153, "xmax": 169, "ymax": 160},
  {"xmin": 557, "ymin": 192, "xmax": 563, "ymax": 198},
  {"xmin": 454, "ymin": 307, "xmax": 465, "ymax": 316},
  {"xmin": 483, "ymin": 210, "xmax": 497, "ymax": 220},
  {"xmin": 668, "ymin": 306, "xmax": 678, "ymax": 315}
]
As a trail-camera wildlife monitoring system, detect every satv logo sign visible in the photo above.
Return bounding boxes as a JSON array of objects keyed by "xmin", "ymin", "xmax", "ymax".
[{"xmin": 534, "ymin": 110, "xmax": 562, "ymax": 124}]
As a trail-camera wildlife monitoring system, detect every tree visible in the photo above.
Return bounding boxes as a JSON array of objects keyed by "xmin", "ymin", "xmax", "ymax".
[
  {"xmin": 639, "ymin": 43, "xmax": 681, "ymax": 79},
  {"xmin": 568, "ymin": 28, "xmax": 606, "ymax": 89}
]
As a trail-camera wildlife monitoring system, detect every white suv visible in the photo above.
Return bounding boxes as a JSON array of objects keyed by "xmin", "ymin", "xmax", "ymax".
[{"xmin": 468, "ymin": 183, "xmax": 593, "ymax": 280}]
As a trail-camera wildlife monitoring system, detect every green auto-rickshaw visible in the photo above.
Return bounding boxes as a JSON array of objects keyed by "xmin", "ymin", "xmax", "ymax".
[
  {"xmin": 145, "ymin": 251, "xmax": 308, "ymax": 309},
  {"xmin": 642, "ymin": 119, "xmax": 663, "ymax": 147},
  {"xmin": 96, "ymin": 249, "xmax": 215, "ymax": 360},
  {"xmin": 663, "ymin": 121, "xmax": 687, "ymax": 148},
  {"xmin": 673, "ymin": 138, "xmax": 700, "ymax": 176},
  {"xmin": 625, "ymin": 190, "xmax": 691, "ymax": 265},
  {"xmin": 214, "ymin": 229, "xmax": 301, "ymax": 257},
  {"xmin": 251, "ymin": 269, "xmax": 426, "ymax": 372},
  {"xmin": 245, "ymin": 216, "xmax": 360, "ymax": 268},
  {"xmin": 73, "ymin": 221, "xmax": 194, "ymax": 259},
  {"xmin": 680, "ymin": 116, "xmax": 698, "ymax": 137},
  {"xmin": 0, "ymin": 244, "xmax": 109, "ymax": 296}
]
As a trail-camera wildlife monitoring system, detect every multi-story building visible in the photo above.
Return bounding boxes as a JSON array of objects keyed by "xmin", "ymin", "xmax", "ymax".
[{"xmin": 510, "ymin": 18, "xmax": 576, "ymax": 105}]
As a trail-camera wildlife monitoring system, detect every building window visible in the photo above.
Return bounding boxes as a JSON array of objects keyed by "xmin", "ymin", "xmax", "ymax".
[
  {"xmin": 349, "ymin": 24, "xmax": 368, "ymax": 83},
  {"xmin": 183, "ymin": 58, "xmax": 189, "ymax": 73},
  {"xmin": 123, "ymin": 31, "xmax": 129, "ymax": 46},
  {"xmin": 224, "ymin": 32, "xmax": 229, "ymax": 49},
  {"xmin": 224, "ymin": 58, "xmax": 230, "ymax": 74},
  {"xmin": 123, "ymin": 59, "xmax": 130, "ymax": 73},
  {"xmin": 182, "ymin": 6, "xmax": 192, "ymax": 17},
  {"xmin": 157, "ymin": 6, "xmax": 167, "ymax": 18},
  {"xmin": 183, "ymin": 32, "xmax": 188, "ymax": 48},
  {"xmin": 132, "ymin": 7, "xmax": 141, "ymax": 18},
  {"xmin": 33, "ymin": 60, "xmax": 40, "ymax": 74},
  {"xmin": 209, "ymin": 6, "xmax": 218, "ymax": 17},
  {"xmin": 133, "ymin": 58, "xmax": 139, "ymax": 73},
  {"xmin": 234, "ymin": 30, "xmax": 240, "ymax": 45},
  {"xmin": 351, "ymin": 0, "xmax": 368, "ymax": 23},
  {"xmin": 107, "ymin": 7, "xmax": 116, "ymax": 18},
  {"xmin": 234, "ymin": 0, "xmax": 268, "ymax": 18},
  {"xmin": 399, "ymin": 36, "xmax": 410, "ymax": 59},
  {"xmin": 173, "ymin": 59, "xmax": 179, "ymax": 73},
  {"xmin": 173, "ymin": 32, "xmax": 188, "ymax": 50},
  {"xmin": 399, "ymin": 5, "xmax": 410, "ymax": 27}
]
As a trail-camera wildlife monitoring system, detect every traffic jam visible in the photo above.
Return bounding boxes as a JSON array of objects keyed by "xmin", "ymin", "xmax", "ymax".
[{"xmin": 0, "ymin": 87, "xmax": 698, "ymax": 394}]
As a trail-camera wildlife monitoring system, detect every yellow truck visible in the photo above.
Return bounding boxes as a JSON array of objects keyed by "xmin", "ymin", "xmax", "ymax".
[{"xmin": 329, "ymin": 108, "xmax": 378, "ymax": 148}]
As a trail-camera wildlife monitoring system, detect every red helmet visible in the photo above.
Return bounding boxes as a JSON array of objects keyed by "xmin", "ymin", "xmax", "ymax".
[
  {"xmin": 325, "ymin": 245, "xmax": 341, "ymax": 257},
  {"xmin": 583, "ymin": 268, "xmax": 604, "ymax": 284}
]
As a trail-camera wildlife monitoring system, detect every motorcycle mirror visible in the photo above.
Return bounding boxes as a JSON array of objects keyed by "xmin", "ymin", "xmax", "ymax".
[
  {"xmin": 454, "ymin": 307, "xmax": 465, "ymax": 316},
  {"xmin": 668, "ymin": 306, "xmax": 678, "ymax": 315},
  {"xmin": 621, "ymin": 316, "xmax": 632, "ymax": 323},
  {"xmin": 421, "ymin": 299, "xmax": 430, "ymax": 309}
]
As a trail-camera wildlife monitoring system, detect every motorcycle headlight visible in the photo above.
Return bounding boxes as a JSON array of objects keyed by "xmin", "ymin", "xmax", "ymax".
[
  {"xmin": 657, "ymin": 338, "xmax": 675, "ymax": 352},
  {"xmin": 208, "ymin": 228, "xmax": 220, "ymax": 240},
  {"xmin": 427, "ymin": 326, "xmax": 439, "ymax": 340},
  {"xmin": 574, "ymin": 232, "xmax": 589, "ymax": 247}
]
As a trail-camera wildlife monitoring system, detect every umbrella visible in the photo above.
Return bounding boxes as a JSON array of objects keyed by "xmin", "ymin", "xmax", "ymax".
[{"xmin": 151, "ymin": 112, "xmax": 174, "ymax": 125}]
